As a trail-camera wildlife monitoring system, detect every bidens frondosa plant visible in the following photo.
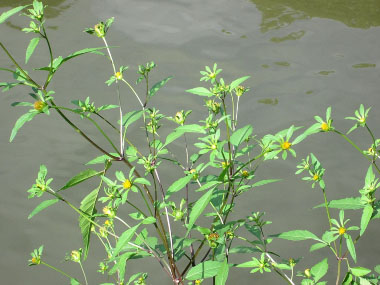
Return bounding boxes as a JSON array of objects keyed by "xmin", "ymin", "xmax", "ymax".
[{"xmin": 1, "ymin": 1, "xmax": 380, "ymax": 284}]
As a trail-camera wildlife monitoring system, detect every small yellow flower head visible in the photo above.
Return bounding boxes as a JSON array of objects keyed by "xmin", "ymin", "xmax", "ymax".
[
  {"xmin": 359, "ymin": 117, "xmax": 366, "ymax": 124},
  {"xmin": 211, "ymin": 144, "xmax": 217, "ymax": 150},
  {"xmin": 70, "ymin": 250, "xmax": 81, "ymax": 263},
  {"xmin": 289, "ymin": 258, "xmax": 296, "ymax": 267},
  {"xmin": 99, "ymin": 227, "xmax": 108, "ymax": 238},
  {"xmin": 189, "ymin": 169, "xmax": 198, "ymax": 180},
  {"xmin": 123, "ymin": 179, "xmax": 132, "ymax": 189},
  {"xmin": 313, "ymin": 174, "xmax": 319, "ymax": 181},
  {"xmin": 36, "ymin": 183, "xmax": 46, "ymax": 192},
  {"xmin": 94, "ymin": 23, "xmax": 105, "ymax": 37},
  {"xmin": 209, "ymin": 72, "xmax": 216, "ymax": 79},
  {"xmin": 368, "ymin": 147, "xmax": 375, "ymax": 155},
  {"xmin": 195, "ymin": 280, "xmax": 203, "ymax": 285},
  {"xmin": 281, "ymin": 141, "xmax": 292, "ymax": 150},
  {"xmin": 235, "ymin": 85, "xmax": 246, "ymax": 97},
  {"xmin": 304, "ymin": 268, "xmax": 311, "ymax": 278},
  {"xmin": 207, "ymin": 232, "xmax": 220, "ymax": 241},
  {"xmin": 174, "ymin": 111, "xmax": 185, "ymax": 125},
  {"xmin": 338, "ymin": 227, "xmax": 346, "ymax": 235},
  {"xmin": 115, "ymin": 71, "xmax": 123, "ymax": 80},
  {"xmin": 221, "ymin": 161, "xmax": 229, "ymax": 169},
  {"xmin": 31, "ymin": 257, "xmax": 40, "ymax": 265},
  {"xmin": 104, "ymin": 219, "xmax": 113, "ymax": 227},
  {"xmin": 102, "ymin": 206, "xmax": 115, "ymax": 218},
  {"xmin": 321, "ymin": 122, "xmax": 329, "ymax": 131},
  {"xmin": 242, "ymin": 170, "xmax": 249, "ymax": 178},
  {"xmin": 34, "ymin": 101, "xmax": 46, "ymax": 112}
]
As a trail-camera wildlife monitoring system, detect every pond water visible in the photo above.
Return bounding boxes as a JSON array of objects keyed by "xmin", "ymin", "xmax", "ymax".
[{"xmin": 1, "ymin": 0, "xmax": 380, "ymax": 284}]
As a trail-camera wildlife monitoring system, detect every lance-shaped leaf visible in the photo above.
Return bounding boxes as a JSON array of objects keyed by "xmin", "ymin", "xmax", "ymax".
[
  {"xmin": 111, "ymin": 224, "xmax": 140, "ymax": 259},
  {"xmin": 186, "ymin": 87, "xmax": 214, "ymax": 97},
  {"xmin": 10, "ymin": 111, "xmax": 38, "ymax": 142},
  {"xmin": 230, "ymin": 125, "xmax": 253, "ymax": 147},
  {"xmin": 186, "ymin": 188, "xmax": 213, "ymax": 235},
  {"xmin": 0, "ymin": 5, "xmax": 29, "ymax": 24},
  {"xmin": 230, "ymin": 76, "xmax": 250, "ymax": 90},
  {"xmin": 61, "ymin": 47, "xmax": 107, "ymax": 65},
  {"xmin": 273, "ymin": 230, "xmax": 321, "ymax": 242},
  {"xmin": 79, "ymin": 188, "xmax": 99, "ymax": 260},
  {"xmin": 314, "ymin": 197, "xmax": 364, "ymax": 210},
  {"xmin": 149, "ymin": 76, "xmax": 173, "ymax": 98},
  {"xmin": 346, "ymin": 234, "xmax": 356, "ymax": 263},
  {"xmin": 166, "ymin": 175, "xmax": 193, "ymax": 199},
  {"xmin": 59, "ymin": 169, "xmax": 103, "ymax": 191},
  {"xmin": 215, "ymin": 258, "xmax": 229, "ymax": 285},
  {"xmin": 186, "ymin": 260, "xmax": 222, "ymax": 280},
  {"xmin": 28, "ymin": 198, "xmax": 59, "ymax": 219},
  {"xmin": 310, "ymin": 258, "xmax": 328, "ymax": 282},
  {"xmin": 25, "ymin": 37, "xmax": 40, "ymax": 64},
  {"xmin": 121, "ymin": 110, "xmax": 143, "ymax": 128},
  {"xmin": 360, "ymin": 204, "xmax": 373, "ymax": 236},
  {"xmin": 350, "ymin": 267, "xmax": 371, "ymax": 277},
  {"xmin": 164, "ymin": 124, "xmax": 206, "ymax": 147}
]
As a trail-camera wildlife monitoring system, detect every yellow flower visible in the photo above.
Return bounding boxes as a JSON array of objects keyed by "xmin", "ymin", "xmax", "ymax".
[
  {"xmin": 338, "ymin": 227, "xmax": 346, "ymax": 235},
  {"xmin": 281, "ymin": 141, "xmax": 292, "ymax": 150},
  {"xmin": 304, "ymin": 268, "xmax": 311, "ymax": 278},
  {"xmin": 242, "ymin": 170, "xmax": 249, "ymax": 178},
  {"xmin": 34, "ymin": 101, "xmax": 46, "ymax": 112},
  {"xmin": 70, "ymin": 250, "xmax": 81, "ymax": 263},
  {"xmin": 123, "ymin": 179, "xmax": 132, "ymax": 189},
  {"xmin": 115, "ymin": 72, "xmax": 123, "ymax": 80},
  {"xmin": 313, "ymin": 174, "xmax": 319, "ymax": 181},
  {"xmin": 321, "ymin": 122, "xmax": 329, "ymax": 131},
  {"xmin": 211, "ymin": 144, "xmax": 217, "ymax": 150}
]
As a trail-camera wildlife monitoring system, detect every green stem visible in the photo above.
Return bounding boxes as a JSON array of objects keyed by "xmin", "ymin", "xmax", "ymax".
[
  {"xmin": 41, "ymin": 261, "xmax": 80, "ymax": 283},
  {"xmin": 336, "ymin": 236, "xmax": 343, "ymax": 285},
  {"xmin": 334, "ymin": 129, "xmax": 380, "ymax": 175},
  {"xmin": 41, "ymin": 26, "xmax": 54, "ymax": 88},
  {"xmin": 79, "ymin": 262, "xmax": 88, "ymax": 285},
  {"xmin": 322, "ymin": 188, "xmax": 337, "ymax": 253},
  {"xmin": 0, "ymin": 42, "xmax": 39, "ymax": 87},
  {"xmin": 50, "ymin": 106, "xmax": 120, "ymax": 155}
]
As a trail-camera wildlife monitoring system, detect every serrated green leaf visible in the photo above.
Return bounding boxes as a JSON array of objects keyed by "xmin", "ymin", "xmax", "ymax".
[
  {"xmin": 111, "ymin": 224, "xmax": 140, "ymax": 258},
  {"xmin": 311, "ymin": 258, "xmax": 328, "ymax": 282},
  {"xmin": 0, "ymin": 5, "xmax": 29, "ymax": 24},
  {"xmin": 149, "ymin": 76, "xmax": 172, "ymax": 98},
  {"xmin": 314, "ymin": 197, "xmax": 364, "ymax": 210},
  {"xmin": 360, "ymin": 205, "xmax": 373, "ymax": 236},
  {"xmin": 374, "ymin": 265, "xmax": 380, "ymax": 274},
  {"xmin": 230, "ymin": 125, "xmax": 253, "ymax": 147},
  {"xmin": 10, "ymin": 111, "xmax": 37, "ymax": 142},
  {"xmin": 187, "ymin": 188, "xmax": 213, "ymax": 235},
  {"xmin": 230, "ymin": 76, "xmax": 250, "ymax": 90},
  {"xmin": 351, "ymin": 267, "xmax": 371, "ymax": 277},
  {"xmin": 79, "ymin": 187, "xmax": 100, "ymax": 260},
  {"xmin": 215, "ymin": 258, "xmax": 229, "ymax": 285},
  {"xmin": 186, "ymin": 260, "xmax": 222, "ymax": 280},
  {"xmin": 186, "ymin": 87, "xmax": 213, "ymax": 97},
  {"xmin": 28, "ymin": 198, "xmax": 59, "ymax": 219},
  {"xmin": 275, "ymin": 230, "xmax": 320, "ymax": 241},
  {"xmin": 60, "ymin": 169, "xmax": 102, "ymax": 191},
  {"xmin": 25, "ymin": 37, "xmax": 40, "ymax": 64},
  {"xmin": 166, "ymin": 175, "xmax": 193, "ymax": 199}
]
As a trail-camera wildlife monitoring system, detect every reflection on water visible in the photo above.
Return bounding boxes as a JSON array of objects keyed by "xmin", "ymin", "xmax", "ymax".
[
  {"xmin": 270, "ymin": 30, "xmax": 305, "ymax": 42},
  {"xmin": 1, "ymin": 0, "xmax": 73, "ymax": 18},
  {"xmin": 251, "ymin": 0, "xmax": 380, "ymax": 32},
  {"xmin": 258, "ymin": 98, "xmax": 279, "ymax": 105},
  {"xmin": 352, "ymin": 63, "xmax": 376, "ymax": 68}
]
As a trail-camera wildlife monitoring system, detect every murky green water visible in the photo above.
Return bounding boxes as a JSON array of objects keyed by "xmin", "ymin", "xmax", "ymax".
[{"xmin": 1, "ymin": 0, "xmax": 380, "ymax": 284}]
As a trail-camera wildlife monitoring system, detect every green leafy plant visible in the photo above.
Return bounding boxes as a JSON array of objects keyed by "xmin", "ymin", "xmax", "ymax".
[{"xmin": 1, "ymin": 1, "xmax": 380, "ymax": 284}]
